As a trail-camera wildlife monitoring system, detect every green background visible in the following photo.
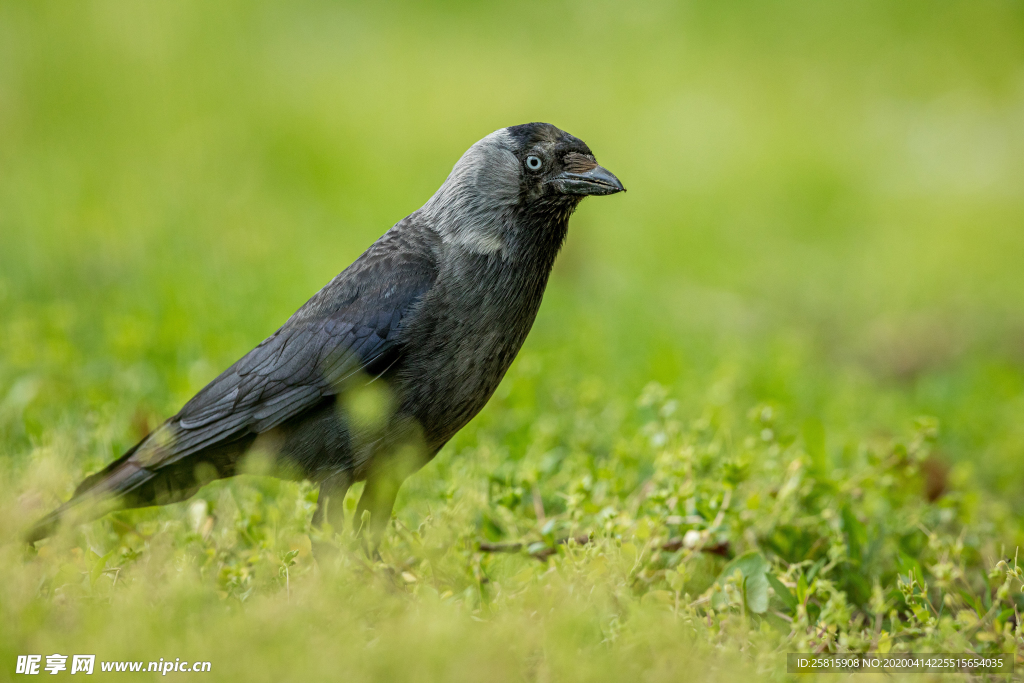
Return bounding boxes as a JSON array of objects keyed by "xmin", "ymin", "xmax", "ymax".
[{"xmin": 2, "ymin": 1, "xmax": 1023, "ymax": 680}]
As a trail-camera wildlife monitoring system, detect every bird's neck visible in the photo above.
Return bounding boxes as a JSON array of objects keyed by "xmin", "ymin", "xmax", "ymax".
[
  {"xmin": 508, "ymin": 198, "xmax": 577, "ymax": 266},
  {"xmin": 440, "ymin": 204, "xmax": 574, "ymax": 331},
  {"xmin": 421, "ymin": 176, "xmax": 578, "ymax": 263}
]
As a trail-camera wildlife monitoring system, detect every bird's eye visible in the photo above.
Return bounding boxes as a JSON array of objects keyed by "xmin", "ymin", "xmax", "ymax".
[{"xmin": 526, "ymin": 155, "xmax": 543, "ymax": 171}]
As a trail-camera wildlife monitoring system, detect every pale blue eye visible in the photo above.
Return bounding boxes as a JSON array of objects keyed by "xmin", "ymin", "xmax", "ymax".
[{"xmin": 526, "ymin": 155, "xmax": 542, "ymax": 171}]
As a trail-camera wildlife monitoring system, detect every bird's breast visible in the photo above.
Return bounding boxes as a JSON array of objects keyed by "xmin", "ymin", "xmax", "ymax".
[{"xmin": 394, "ymin": 251, "xmax": 554, "ymax": 449}]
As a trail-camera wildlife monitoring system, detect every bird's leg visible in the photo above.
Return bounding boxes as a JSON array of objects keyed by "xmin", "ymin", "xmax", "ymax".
[
  {"xmin": 354, "ymin": 472, "xmax": 403, "ymax": 552},
  {"xmin": 311, "ymin": 472, "xmax": 351, "ymax": 562}
]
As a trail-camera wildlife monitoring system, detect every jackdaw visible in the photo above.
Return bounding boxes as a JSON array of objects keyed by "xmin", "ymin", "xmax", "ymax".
[{"xmin": 27, "ymin": 122, "xmax": 624, "ymax": 546}]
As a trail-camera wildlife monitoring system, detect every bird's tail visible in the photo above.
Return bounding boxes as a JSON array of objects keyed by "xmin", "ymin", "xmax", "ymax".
[{"xmin": 25, "ymin": 441, "xmax": 146, "ymax": 544}]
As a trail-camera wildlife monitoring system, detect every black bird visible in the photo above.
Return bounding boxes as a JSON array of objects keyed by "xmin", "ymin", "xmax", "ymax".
[{"xmin": 27, "ymin": 122, "xmax": 624, "ymax": 546}]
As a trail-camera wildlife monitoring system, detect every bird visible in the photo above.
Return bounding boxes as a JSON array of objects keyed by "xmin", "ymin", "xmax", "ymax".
[{"xmin": 26, "ymin": 122, "xmax": 625, "ymax": 547}]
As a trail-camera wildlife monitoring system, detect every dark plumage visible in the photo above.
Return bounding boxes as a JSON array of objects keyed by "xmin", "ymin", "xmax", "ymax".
[{"xmin": 27, "ymin": 122, "xmax": 624, "ymax": 546}]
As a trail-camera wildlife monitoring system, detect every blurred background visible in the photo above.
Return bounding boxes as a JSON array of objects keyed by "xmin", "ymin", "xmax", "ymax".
[
  {"xmin": 1, "ymin": 1, "xmax": 1022, "ymax": 508},
  {"xmin": 3, "ymin": 2, "xmax": 1024, "ymax": 678}
]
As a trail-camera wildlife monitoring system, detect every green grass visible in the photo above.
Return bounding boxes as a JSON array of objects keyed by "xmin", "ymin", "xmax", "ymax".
[{"xmin": 2, "ymin": 0, "xmax": 1024, "ymax": 680}]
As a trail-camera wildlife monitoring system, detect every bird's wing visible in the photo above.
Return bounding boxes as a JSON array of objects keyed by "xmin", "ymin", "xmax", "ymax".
[
  {"xmin": 23, "ymin": 227, "xmax": 439, "ymax": 541},
  {"xmin": 139, "ymin": 233, "xmax": 439, "ymax": 469}
]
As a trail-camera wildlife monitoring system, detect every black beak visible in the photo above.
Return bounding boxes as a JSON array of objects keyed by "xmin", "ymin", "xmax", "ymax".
[{"xmin": 551, "ymin": 165, "xmax": 625, "ymax": 196}]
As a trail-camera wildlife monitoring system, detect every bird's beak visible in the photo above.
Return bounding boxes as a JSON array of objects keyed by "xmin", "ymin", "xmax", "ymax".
[{"xmin": 551, "ymin": 165, "xmax": 626, "ymax": 196}]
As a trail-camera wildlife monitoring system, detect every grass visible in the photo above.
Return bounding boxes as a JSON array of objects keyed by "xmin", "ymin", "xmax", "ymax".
[{"xmin": 2, "ymin": 0, "xmax": 1024, "ymax": 679}]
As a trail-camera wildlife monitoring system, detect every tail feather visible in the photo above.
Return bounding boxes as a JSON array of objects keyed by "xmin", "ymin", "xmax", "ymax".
[
  {"xmin": 25, "ymin": 440, "xmax": 151, "ymax": 544},
  {"xmin": 25, "ymin": 432, "xmax": 249, "ymax": 544}
]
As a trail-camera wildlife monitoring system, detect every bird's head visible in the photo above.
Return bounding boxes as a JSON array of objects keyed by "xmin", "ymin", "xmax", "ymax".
[
  {"xmin": 424, "ymin": 123, "xmax": 624, "ymax": 255},
  {"xmin": 502, "ymin": 122, "xmax": 625, "ymax": 200}
]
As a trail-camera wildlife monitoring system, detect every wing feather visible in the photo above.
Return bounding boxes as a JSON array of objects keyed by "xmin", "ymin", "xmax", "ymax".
[{"xmin": 135, "ymin": 224, "xmax": 439, "ymax": 472}]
